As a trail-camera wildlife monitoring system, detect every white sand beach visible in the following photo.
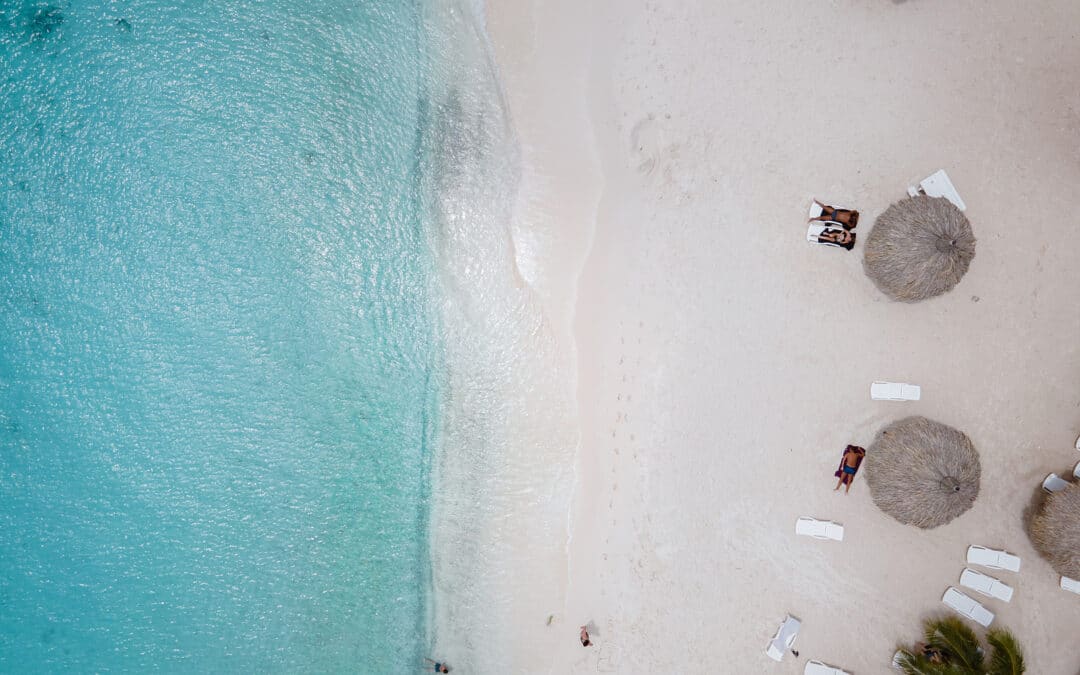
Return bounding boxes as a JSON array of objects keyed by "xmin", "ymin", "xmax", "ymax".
[{"xmin": 481, "ymin": 0, "xmax": 1080, "ymax": 673}]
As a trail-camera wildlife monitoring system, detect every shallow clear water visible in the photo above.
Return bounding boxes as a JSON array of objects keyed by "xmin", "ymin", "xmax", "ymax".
[{"xmin": 0, "ymin": 1, "xmax": 438, "ymax": 671}]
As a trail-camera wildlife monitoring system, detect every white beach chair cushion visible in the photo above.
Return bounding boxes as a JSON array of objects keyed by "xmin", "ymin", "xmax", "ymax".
[
  {"xmin": 917, "ymin": 169, "xmax": 967, "ymax": 211},
  {"xmin": 871, "ymin": 381, "xmax": 920, "ymax": 401},
  {"xmin": 942, "ymin": 587, "xmax": 994, "ymax": 627},
  {"xmin": 765, "ymin": 615, "xmax": 801, "ymax": 661},
  {"xmin": 966, "ymin": 545, "xmax": 1021, "ymax": 572},
  {"xmin": 960, "ymin": 568, "xmax": 1013, "ymax": 602},
  {"xmin": 1042, "ymin": 473, "xmax": 1069, "ymax": 493},
  {"xmin": 795, "ymin": 517, "xmax": 844, "ymax": 541},
  {"xmin": 805, "ymin": 660, "xmax": 851, "ymax": 675},
  {"xmin": 1061, "ymin": 576, "xmax": 1080, "ymax": 594}
]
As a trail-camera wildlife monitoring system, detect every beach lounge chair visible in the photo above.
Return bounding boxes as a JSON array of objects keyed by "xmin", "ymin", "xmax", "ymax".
[
  {"xmin": 907, "ymin": 169, "xmax": 967, "ymax": 211},
  {"xmin": 870, "ymin": 381, "xmax": 921, "ymax": 401},
  {"xmin": 960, "ymin": 568, "xmax": 1014, "ymax": 602},
  {"xmin": 765, "ymin": 615, "xmax": 801, "ymax": 661},
  {"xmin": 1043, "ymin": 473, "xmax": 1070, "ymax": 493},
  {"xmin": 1073, "ymin": 460, "xmax": 1080, "ymax": 479},
  {"xmin": 1076, "ymin": 433, "xmax": 1080, "ymax": 451},
  {"xmin": 1061, "ymin": 576, "xmax": 1080, "ymax": 595},
  {"xmin": 795, "ymin": 517, "xmax": 844, "ymax": 542},
  {"xmin": 942, "ymin": 587, "xmax": 995, "ymax": 627},
  {"xmin": 807, "ymin": 223, "xmax": 845, "ymax": 241},
  {"xmin": 805, "ymin": 660, "xmax": 851, "ymax": 675},
  {"xmin": 967, "ymin": 545, "xmax": 1021, "ymax": 572}
]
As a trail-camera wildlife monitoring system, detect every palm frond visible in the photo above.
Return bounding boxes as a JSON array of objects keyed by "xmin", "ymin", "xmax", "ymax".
[
  {"xmin": 987, "ymin": 628, "xmax": 1026, "ymax": 675},
  {"xmin": 923, "ymin": 616, "xmax": 984, "ymax": 672}
]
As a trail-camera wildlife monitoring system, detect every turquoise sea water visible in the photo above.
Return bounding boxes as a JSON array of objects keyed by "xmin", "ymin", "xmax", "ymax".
[{"xmin": 1, "ymin": 1, "xmax": 441, "ymax": 671}]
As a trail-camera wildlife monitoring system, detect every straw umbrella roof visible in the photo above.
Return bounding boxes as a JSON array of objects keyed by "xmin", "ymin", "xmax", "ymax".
[
  {"xmin": 865, "ymin": 416, "xmax": 981, "ymax": 529},
  {"xmin": 1029, "ymin": 483, "xmax": 1080, "ymax": 578},
  {"xmin": 862, "ymin": 196, "xmax": 976, "ymax": 302}
]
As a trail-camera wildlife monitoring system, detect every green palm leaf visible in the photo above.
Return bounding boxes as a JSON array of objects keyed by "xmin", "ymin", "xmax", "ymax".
[
  {"xmin": 923, "ymin": 616, "xmax": 984, "ymax": 672},
  {"xmin": 986, "ymin": 628, "xmax": 1025, "ymax": 674}
]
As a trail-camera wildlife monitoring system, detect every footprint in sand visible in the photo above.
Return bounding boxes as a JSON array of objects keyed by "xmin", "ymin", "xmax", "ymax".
[{"xmin": 629, "ymin": 115, "xmax": 663, "ymax": 175}]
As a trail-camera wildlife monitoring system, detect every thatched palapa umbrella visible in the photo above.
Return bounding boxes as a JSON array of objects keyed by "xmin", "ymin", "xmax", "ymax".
[
  {"xmin": 1029, "ymin": 483, "xmax": 1080, "ymax": 578},
  {"xmin": 863, "ymin": 196, "xmax": 976, "ymax": 302},
  {"xmin": 865, "ymin": 416, "xmax": 981, "ymax": 529}
]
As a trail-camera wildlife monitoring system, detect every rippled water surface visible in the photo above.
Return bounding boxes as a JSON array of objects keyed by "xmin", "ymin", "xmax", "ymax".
[{"xmin": 0, "ymin": 1, "xmax": 438, "ymax": 671}]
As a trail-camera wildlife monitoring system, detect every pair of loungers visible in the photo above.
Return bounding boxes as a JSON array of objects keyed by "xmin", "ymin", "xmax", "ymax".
[
  {"xmin": 941, "ymin": 546, "xmax": 1022, "ymax": 627},
  {"xmin": 1037, "ymin": 469, "xmax": 1080, "ymax": 594},
  {"xmin": 770, "ymin": 526, "xmax": 849, "ymax": 672},
  {"xmin": 806, "ymin": 200, "xmax": 857, "ymax": 251}
]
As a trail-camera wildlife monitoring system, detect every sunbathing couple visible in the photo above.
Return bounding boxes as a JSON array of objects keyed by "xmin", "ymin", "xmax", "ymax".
[{"xmin": 806, "ymin": 199, "xmax": 858, "ymax": 251}]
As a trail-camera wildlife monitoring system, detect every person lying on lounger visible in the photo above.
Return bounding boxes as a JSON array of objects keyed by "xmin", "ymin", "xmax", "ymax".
[
  {"xmin": 833, "ymin": 445, "xmax": 866, "ymax": 494},
  {"xmin": 807, "ymin": 224, "xmax": 856, "ymax": 250},
  {"xmin": 809, "ymin": 198, "xmax": 859, "ymax": 229},
  {"xmin": 818, "ymin": 228, "xmax": 854, "ymax": 249}
]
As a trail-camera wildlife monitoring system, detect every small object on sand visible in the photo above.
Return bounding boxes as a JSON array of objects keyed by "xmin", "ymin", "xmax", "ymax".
[
  {"xmin": 579, "ymin": 625, "xmax": 592, "ymax": 647},
  {"xmin": 546, "ymin": 614, "xmax": 554, "ymax": 626}
]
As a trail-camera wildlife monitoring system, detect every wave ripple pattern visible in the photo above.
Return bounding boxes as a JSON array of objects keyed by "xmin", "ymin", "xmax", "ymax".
[{"xmin": 0, "ymin": 1, "xmax": 437, "ymax": 672}]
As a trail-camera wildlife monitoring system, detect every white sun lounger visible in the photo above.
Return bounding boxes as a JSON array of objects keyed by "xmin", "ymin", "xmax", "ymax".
[
  {"xmin": 807, "ymin": 223, "xmax": 845, "ymax": 240},
  {"xmin": 907, "ymin": 169, "xmax": 966, "ymax": 211},
  {"xmin": 805, "ymin": 660, "xmax": 851, "ymax": 675},
  {"xmin": 1076, "ymin": 434, "xmax": 1080, "ymax": 451},
  {"xmin": 870, "ymin": 381, "xmax": 921, "ymax": 401},
  {"xmin": 960, "ymin": 568, "xmax": 1013, "ymax": 602},
  {"xmin": 765, "ymin": 615, "xmax": 801, "ymax": 661},
  {"xmin": 942, "ymin": 587, "xmax": 995, "ymax": 627},
  {"xmin": 1043, "ymin": 473, "xmax": 1070, "ymax": 493},
  {"xmin": 795, "ymin": 517, "xmax": 844, "ymax": 541},
  {"xmin": 1073, "ymin": 460, "xmax": 1080, "ymax": 480},
  {"xmin": 967, "ymin": 545, "xmax": 1021, "ymax": 572},
  {"xmin": 1061, "ymin": 576, "xmax": 1080, "ymax": 595}
]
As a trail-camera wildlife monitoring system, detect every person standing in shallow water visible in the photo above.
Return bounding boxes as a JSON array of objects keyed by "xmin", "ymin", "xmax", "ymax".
[{"xmin": 423, "ymin": 657, "xmax": 449, "ymax": 672}]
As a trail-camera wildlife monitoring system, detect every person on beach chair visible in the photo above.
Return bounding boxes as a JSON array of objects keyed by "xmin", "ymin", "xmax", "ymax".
[
  {"xmin": 809, "ymin": 198, "xmax": 859, "ymax": 229},
  {"xmin": 807, "ymin": 224, "xmax": 856, "ymax": 250},
  {"xmin": 833, "ymin": 444, "xmax": 866, "ymax": 493}
]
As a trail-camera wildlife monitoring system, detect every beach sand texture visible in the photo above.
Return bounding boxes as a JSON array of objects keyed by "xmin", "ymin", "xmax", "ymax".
[{"xmin": 485, "ymin": 0, "xmax": 1080, "ymax": 673}]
